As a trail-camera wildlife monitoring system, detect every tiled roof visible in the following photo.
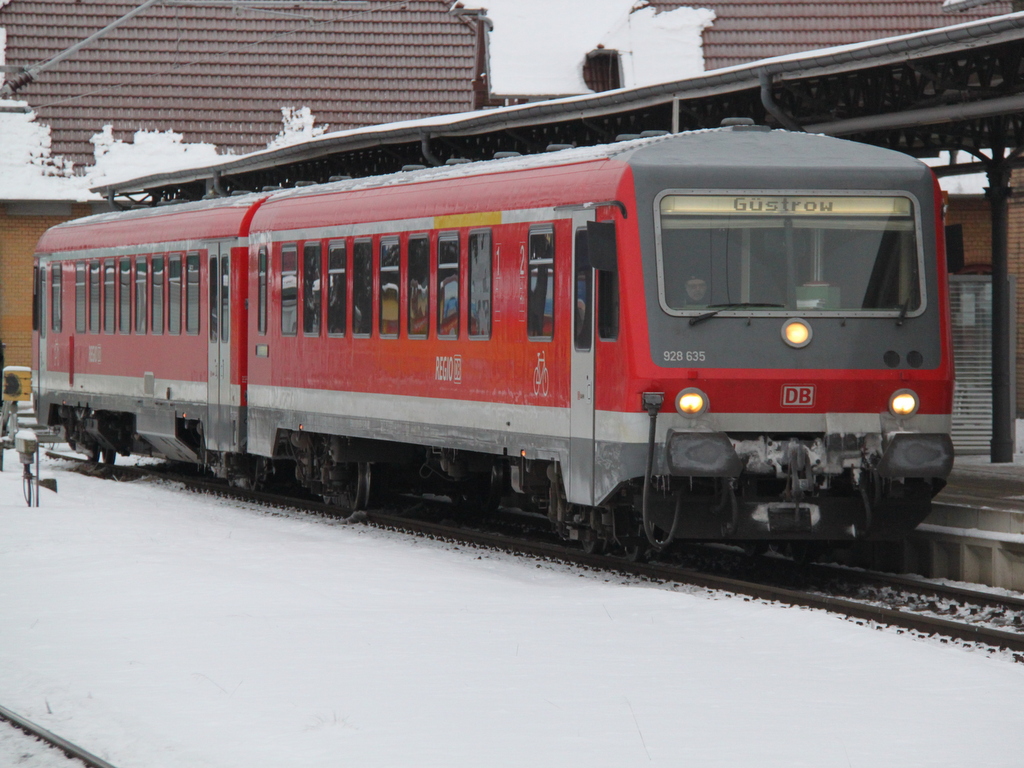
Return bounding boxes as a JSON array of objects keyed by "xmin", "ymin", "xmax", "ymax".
[
  {"xmin": 1, "ymin": 0, "xmax": 1016, "ymax": 168},
  {"xmin": 0, "ymin": 0, "xmax": 478, "ymax": 165},
  {"xmin": 653, "ymin": 0, "xmax": 1016, "ymax": 71}
]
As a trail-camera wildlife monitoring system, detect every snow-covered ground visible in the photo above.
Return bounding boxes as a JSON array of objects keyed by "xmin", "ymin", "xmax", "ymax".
[{"xmin": 2, "ymin": 451, "xmax": 1023, "ymax": 768}]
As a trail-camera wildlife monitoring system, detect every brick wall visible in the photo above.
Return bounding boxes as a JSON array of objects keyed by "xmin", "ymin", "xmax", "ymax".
[
  {"xmin": 945, "ymin": 191, "xmax": 1024, "ymax": 416},
  {"xmin": 0, "ymin": 203, "xmax": 94, "ymax": 368},
  {"xmin": 1010, "ymin": 169, "xmax": 1024, "ymax": 416},
  {"xmin": 946, "ymin": 196, "xmax": 991, "ymax": 269}
]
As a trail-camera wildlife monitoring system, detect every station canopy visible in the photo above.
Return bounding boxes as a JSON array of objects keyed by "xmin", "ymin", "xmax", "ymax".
[{"xmin": 95, "ymin": 11, "xmax": 1024, "ymax": 206}]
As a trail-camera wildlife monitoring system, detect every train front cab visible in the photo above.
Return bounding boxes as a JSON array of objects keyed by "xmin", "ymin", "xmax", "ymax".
[{"xmin": 590, "ymin": 130, "xmax": 957, "ymax": 549}]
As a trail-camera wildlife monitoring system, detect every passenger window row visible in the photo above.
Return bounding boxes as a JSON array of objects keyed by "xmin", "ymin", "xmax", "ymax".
[
  {"xmin": 63, "ymin": 252, "xmax": 201, "ymax": 337},
  {"xmin": 269, "ymin": 229, "xmax": 502, "ymax": 341}
]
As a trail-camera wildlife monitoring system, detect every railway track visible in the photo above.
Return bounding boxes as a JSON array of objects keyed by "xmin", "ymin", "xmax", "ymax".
[
  {"xmin": 52, "ymin": 452, "xmax": 1024, "ymax": 659},
  {"xmin": 0, "ymin": 703, "xmax": 119, "ymax": 768}
]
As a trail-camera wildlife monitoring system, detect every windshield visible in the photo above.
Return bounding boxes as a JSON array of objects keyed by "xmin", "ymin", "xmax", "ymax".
[{"xmin": 656, "ymin": 194, "xmax": 922, "ymax": 315}]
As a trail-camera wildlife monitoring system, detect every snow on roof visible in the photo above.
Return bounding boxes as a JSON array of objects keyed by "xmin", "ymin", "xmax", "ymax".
[
  {"xmin": 0, "ymin": 106, "xmax": 222, "ymax": 202},
  {"xmin": 0, "ymin": 99, "xmax": 95, "ymax": 202},
  {"xmin": 87, "ymin": 124, "xmax": 222, "ymax": 189},
  {"xmin": 923, "ymin": 153, "xmax": 989, "ymax": 195},
  {"xmin": 464, "ymin": 0, "xmax": 714, "ymax": 96},
  {"xmin": 0, "ymin": 99, "xmax": 328, "ymax": 201},
  {"xmin": 941, "ymin": 174, "xmax": 987, "ymax": 195}
]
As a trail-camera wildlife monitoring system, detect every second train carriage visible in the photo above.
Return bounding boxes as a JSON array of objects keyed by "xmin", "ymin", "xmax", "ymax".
[{"xmin": 33, "ymin": 126, "xmax": 956, "ymax": 553}]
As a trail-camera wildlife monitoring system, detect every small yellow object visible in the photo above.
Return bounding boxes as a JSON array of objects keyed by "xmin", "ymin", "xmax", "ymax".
[
  {"xmin": 677, "ymin": 392, "xmax": 705, "ymax": 414},
  {"xmin": 890, "ymin": 392, "xmax": 918, "ymax": 416},
  {"xmin": 2, "ymin": 367, "xmax": 31, "ymax": 402},
  {"xmin": 783, "ymin": 321, "xmax": 810, "ymax": 346}
]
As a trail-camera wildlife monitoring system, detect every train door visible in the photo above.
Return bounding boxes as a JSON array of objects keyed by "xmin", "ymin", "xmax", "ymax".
[
  {"xmin": 206, "ymin": 242, "xmax": 234, "ymax": 452},
  {"xmin": 35, "ymin": 262, "xmax": 47, "ymax": 391},
  {"xmin": 568, "ymin": 210, "xmax": 597, "ymax": 505}
]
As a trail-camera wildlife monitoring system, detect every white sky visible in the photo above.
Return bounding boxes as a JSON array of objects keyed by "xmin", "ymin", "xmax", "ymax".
[{"xmin": 1, "ymin": 452, "xmax": 1023, "ymax": 767}]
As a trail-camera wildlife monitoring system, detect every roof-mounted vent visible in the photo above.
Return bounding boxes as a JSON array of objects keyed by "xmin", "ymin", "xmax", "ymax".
[
  {"xmin": 230, "ymin": 190, "xmax": 251, "ymax": 196},
  {"xmin": 261, "ymin": 185, "xmax": 282, "ymax": 192},
  {"xmin": 720, "ymin": 117, "xmax": 756, "ymax": 127},
  {"xmin": 402, "ymin": 164, "xmax": 426, "ymax": 172},
  {"xmin": 294, "ymin": 180, "xmax": 317, "ymax": 187},
  {"xmin": 615, "ymin": 133, "xmax": 641, "ymax": 142},
  {"xmin": 445, "ymin": 158, "xmax": 472, "ymax": 165},
  {"xmin": 545, "ymin": 143, "xmax": 574, "ymax": 152},
  {"xmin": 328, "ymin": 175, "xmax": 352, "ymax": 182},
  {"xmin": 494, "ymin": 151, "xmax": 521, "ymax": 159},
  {"xmin": 640, "ymin": 130, "xmax": 670, "ymax": 138}
]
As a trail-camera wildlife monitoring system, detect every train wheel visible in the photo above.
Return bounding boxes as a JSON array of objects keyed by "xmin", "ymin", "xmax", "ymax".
[
  {"xmin": 620, "ymin": 538, "xmax": 649, "ymax": 563},
  {"xmin": 743, "ymin": 542, "xmax": 769, "ymax": 557},
  {"xmin": 353, "ymin": 462, "xmax": 373, "ymax": 510},
  {"xmin": 788, "ymin": 542, "xmax": 822, "ymax": 565},
  {"xmin": 580, "ymin": 533, "xmax": 606, "ymax": 555}
]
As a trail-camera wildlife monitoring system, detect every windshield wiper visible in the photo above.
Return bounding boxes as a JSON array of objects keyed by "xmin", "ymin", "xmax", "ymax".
[
  {"xmin": 688, "ymin": 303, "xmax": 785, "ymax": 326},
  {"xmin": 896, "ymin": 297, "xmax": 911, "ymax": 326}
]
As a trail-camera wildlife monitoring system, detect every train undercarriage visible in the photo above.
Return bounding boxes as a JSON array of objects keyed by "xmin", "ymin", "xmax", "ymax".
[{"xmin": 50, "ymin": 401, "xmax": 952, "ymax": 561}]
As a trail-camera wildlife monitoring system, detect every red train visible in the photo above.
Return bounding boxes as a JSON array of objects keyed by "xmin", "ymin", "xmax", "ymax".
[{"xmin": 33, "ymin": 126, "xmax": 955, "ymax": 555}]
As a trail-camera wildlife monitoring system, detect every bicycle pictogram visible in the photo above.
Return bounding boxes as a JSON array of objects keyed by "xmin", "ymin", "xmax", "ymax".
[{"xmin": 533, "ymin": 351, "xmax": 549, "ymax": 396}]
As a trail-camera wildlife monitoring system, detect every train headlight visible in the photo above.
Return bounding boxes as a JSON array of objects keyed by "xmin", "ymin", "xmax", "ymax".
[
  {"xmin": 782, "ymin": 319, "xmax": 812, "ymax": 348},
  {"xmin": 676, "ymin": 387, "xmax": 708, "ymax": 416},
  {"xmin": 889, "ymin": 389, "xmax": 919, "ymax": 417}
]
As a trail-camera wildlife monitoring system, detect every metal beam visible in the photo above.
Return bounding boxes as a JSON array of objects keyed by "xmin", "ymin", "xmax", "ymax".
[
  {"xmin": 805, "ymin": 93, "xmax": 1024, "ymax": 136},
  {"xmin": 987, "ymin": 160, "xmax": 1014, "ymax": 462}
]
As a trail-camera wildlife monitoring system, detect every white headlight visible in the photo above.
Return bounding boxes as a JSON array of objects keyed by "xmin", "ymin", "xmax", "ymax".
[
  {"xmin": 676, "ymin": 387, "xmax": 708, "ymax": 416},
  {"xmin": 889, "ymin": 389, "xmax": 919, "ymax": 417},
  {"xmin": 782, "ymin": 319, "xmax": 812, "ymax": 348}
]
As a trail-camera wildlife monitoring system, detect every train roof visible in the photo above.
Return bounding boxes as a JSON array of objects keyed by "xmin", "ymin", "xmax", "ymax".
[
  {"xmin": 36, "ymin": 127, "xmax": 934, "ymax": 254},
  {"xmin": 34, "ymin": 193, "xmax": 268, "ymax": 255},
  {"xmin": 259, "ymin": 126, "xmax": 930, "ymax": 205}
]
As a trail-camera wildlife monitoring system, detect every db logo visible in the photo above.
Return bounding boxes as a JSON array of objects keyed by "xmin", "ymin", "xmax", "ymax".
[{"xmin": 781, "ymin": 384, "xmax": 815, "ymax": 408}]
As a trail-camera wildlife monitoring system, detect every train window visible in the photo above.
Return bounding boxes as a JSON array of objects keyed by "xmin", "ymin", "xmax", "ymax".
[
  {"xmin": 468, "ymin": 230, "xmax": 492, "ymax": 339},
  {"xmin": 407, "ymin": 235, "xmax": 429, "ymax": 339},
  {"xmin": 169, "ymin": 255, "xmax": 182, "ymax": 335},
  {"xmin": 50, "ymin": 263, "xmax": 61, "ymax": 334},
  {"xmin": 327, "ymin": 241, "xmax": 346, "ymax": 336},
  {"xmin": 352, "ymin": 239, "xmax": 372, "ymax": 337},
  {"xmin": 119, "ymin": 258, "xmax": 131, "ymax": 334},
  {"xmin": 257, "ymin": 247, "xmax": 268, "ymax": 336},
  {"xmin": 527, "ymin": 227, "xmax": 555, "ymax": 340},
  {"xmin": 185, "ymin": 252, "xmax": 200, "ymax": 335},
  {"xmin": 220, "ymin": 255, "xmax": 230, "ymax": 343},
  {"xmin": 437, "ymin": 233, "xmax": 460, "ymax": 339},
  {"xmin": 597, "ymin": 270, "xmax": 619, "ymax": 341},
  {"xmin": 103, "ymin": 261, "xmax": 115, "ymax": 333},
  {"xmin": 75, "ymin": 263, "xmax": 86, "ymax": 333},
  {"xmin": 303, "ymin": 242, "xmax": 322, "ymax": 336},
  {"xmin": 136, "ymin": 257, "xmax": 148, "ymax": 335},
  {"xmin": 151, "ymin": 257, "xmax": 164, "ymax": 335},
  {"xmin": 657, "ymin": 194, "xmax": 922, "ymax": 316},
  {"xmin": 88, "ymin": 262, "xmax": 100, "ymax": 333},
  {"xmin": 379, "ymin": 237, "xmax": 400, "ymax": 338},
  {"xmin": 573, "ymin": 227, "xmax": 592, "ymax": 352},
  {"xmin": 209, "ymin": 256, "xmax": 218, "ymax": 341},
  {"xmin": 280, "ymin": 244, "xmax": 298, "ymax": 336}
]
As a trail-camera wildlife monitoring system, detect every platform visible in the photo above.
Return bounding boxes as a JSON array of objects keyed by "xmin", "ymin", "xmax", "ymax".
[{"xmin": 900, "ymin": 455, "xmax": 1024, "ymax": 591}]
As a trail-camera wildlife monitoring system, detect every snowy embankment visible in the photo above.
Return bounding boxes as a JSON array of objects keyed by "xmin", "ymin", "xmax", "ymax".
[{"xmin": 1, "ymin": 453, "xmax": 1022, "ymax": 767}]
